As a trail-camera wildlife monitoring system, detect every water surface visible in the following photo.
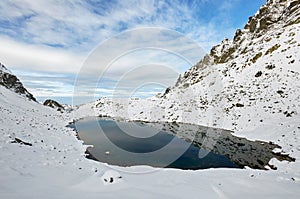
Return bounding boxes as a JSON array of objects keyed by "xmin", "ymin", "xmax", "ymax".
[{"xmin": 69, "ymin": 117, "xmax": 294, "ymax": 170}]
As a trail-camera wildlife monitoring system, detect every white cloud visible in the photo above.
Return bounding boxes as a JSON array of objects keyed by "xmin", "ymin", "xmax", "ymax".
[
  {"xmin": 0, "ymin": 0, "xmax": 263, "ymax": 103},
  {"xmin": 0, "ymin": 0, "xmax": 230, "ymax": 52},
  {"xmin": 0, "ymin": 36, "xmax": 84, "ymax": 73}
]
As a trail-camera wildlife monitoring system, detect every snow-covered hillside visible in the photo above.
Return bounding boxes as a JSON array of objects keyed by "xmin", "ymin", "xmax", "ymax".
[
  {"xmin": 1, "ymin": 82, "xmax": 300, "ymax": 198},
  {"xmin": 77, "ymin": 0, "xmax": 300, "ymax": 132},
  {"xmin": 1, "ymin": 0, "xmax": 300, "ymax": 198}
]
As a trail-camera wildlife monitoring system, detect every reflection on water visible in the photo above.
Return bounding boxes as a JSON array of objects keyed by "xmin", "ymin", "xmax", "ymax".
[
  {"xmin": 147, "ymin": 121, "xmax": 295, "ymax": 170},
  {"xmin": 69, "ymin": 117, "xmax": 294, "ymax": 170}
]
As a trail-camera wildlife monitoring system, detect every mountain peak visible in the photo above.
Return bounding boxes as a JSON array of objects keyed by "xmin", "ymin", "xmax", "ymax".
[
  {"xmin": 244, "ymin": 0, "xmax": 300, "ymax": 34},
  {"xmin": 161, "ymin": 0, "xmax": 300, "ymax": 130},
  {"xmin": 0, "ymin": 63, "xmax": 12, "ymax": 74},
  {"xmin": 0, "ymin": 63, "xmax": 37, "ymax": 102}
]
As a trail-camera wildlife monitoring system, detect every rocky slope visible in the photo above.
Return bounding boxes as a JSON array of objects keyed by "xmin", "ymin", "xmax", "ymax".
[
  {"xmin": 0, "ymin": 1, "xmax": 300, "ymax": 197},
  {"xmin": 0, "ymin": 63, "xmax": 36, "ymax": 102},
  {"xmin": 43, "ymin": 99, "xmax": 64, "ymax": 112},
  {"xmin": 163, "ymin": 0, "xmax": 300, "ymax": 130},
  {"xmin": 78, "ymin": 0, "xmax": 300, "ymax": 132},
  {"xmin": 1, "ymin": 82, "xmax": 300, "ymax": 198}
]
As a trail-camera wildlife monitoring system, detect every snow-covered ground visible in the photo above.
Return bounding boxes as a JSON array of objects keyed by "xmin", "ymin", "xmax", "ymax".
[
  {"xmin": 1, "ymin": 85, "xmax": 300, "ymax": 198},
  {"xmin": 75, "ymin": 0, "xmax": 300, "ymax": 133},
  {"xmin": 1, "ymin": 0, "xmax": 300, "ymax": 198}
]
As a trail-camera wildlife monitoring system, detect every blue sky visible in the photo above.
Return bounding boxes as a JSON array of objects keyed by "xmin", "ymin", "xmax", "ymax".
[{"xmin": 0, "ymin": 0, "xmax": 266, "ymax": 105}]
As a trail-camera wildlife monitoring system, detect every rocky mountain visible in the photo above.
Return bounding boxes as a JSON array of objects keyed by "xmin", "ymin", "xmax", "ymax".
[
  {"xmin": 0, "ymin": 63, "xmax": 36, "ymax": 102},
  {"xmin": 0, "ymin": 1, "xmax": 300, "ymax": 197},
  {"xmin": 163, "ymin": 0, "xmax": 300, "ymax": 130},
  {"xmin": 78, "ymin": 0, "xmax": 300, "ymax": 131},
  {"xmin": 43, "ymin": 99, "xmax": 64, "ymax": 112}
]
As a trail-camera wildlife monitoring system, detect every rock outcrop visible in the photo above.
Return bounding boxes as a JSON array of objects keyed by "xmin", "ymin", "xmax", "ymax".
[
  {"xmin": 0, "ymin": 63, "xmax": 36, "ymax": 102},
  {"xmin": 43, "ymin": 99, "xmax": 64, "ymax": 112},
  {"xmin": 78, "ymin": 0, "xmax": 300, "ymax": 131}
]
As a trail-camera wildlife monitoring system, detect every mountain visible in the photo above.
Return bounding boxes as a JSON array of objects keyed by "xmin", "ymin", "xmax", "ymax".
[
  {"xmin": 43, "ymin": 99, "xmax": 64, "ymax": 112},
  {"xmin": 0, "ymin": 62, "xmax": 36, "ymax": 102},
  {"xmin": 159, "ymin": 0, "xmax": 300, "ymax": 130},
  {"xmin": 79, "ymin": 0, "xmax": 300, "ymax": 132},
  {"xmin": 0, "ymin": 0, "xmax": 300, "ymax": 198}
]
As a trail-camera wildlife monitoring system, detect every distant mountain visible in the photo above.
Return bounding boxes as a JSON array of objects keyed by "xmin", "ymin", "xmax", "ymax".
[
  {"xmin": 0, "ymin": 63, "xmax": 36, "ymax": 102},
  {"xmin": 80, "ymin": 0, "xmax": 300, "ymax": 131},
  {"xmin": 43, "ymin": 99, "xmax": 64, "ymax": 112}
]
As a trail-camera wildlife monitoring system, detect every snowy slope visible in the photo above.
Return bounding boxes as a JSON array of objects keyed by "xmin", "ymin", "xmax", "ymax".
[
  {"xmin": 72, "ymin": 0, "xmax": 300, "ymax": 196},
  {"xmin": 1, "ymin": 0, "xmax": 300, "ymax": 198},
  {"xmin": 77, "ymin": 0, "xmax": 300, "ymax": 132},
  {"xmin": 1, "ymin": 84, "xmax": 300, "ymax": 198}
]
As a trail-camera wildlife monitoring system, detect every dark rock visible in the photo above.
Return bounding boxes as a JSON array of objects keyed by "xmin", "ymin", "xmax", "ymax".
[
  {"xmin": 43, "ymin": 99, "xmax": 64, "ymax": 111},
  {"xmin": 255, "ymin": 71, "xmax": 263, "ymax": 77},
  {"xmin": 233, "ymin": 29, "xmax": 242, "ymax": 42},
  {"xmin": 249, "ymin": 18, "xmax": 258, "ymax": 32},
  {"xmin": 265, "ymin": 44, "xmax": 281, "ymax": 55},
  {"xmin": 236, "ymin": 103, "xmax": 245, "ymax": 107},
  {"xmin": 277, "ymin": 90, "xmax": 284, "ymax": 94},
  {"xmin": 163, "ymin": 87, "xmax": 171, "ymax": 96},
  {"xmin": 0, "ymin": 63, "xmax": 36, "ymax": 102},
  {"xmin": 266, "ymin": 64, "xmax": 275, "ymax": 69},
  {"xmin": 11, "ymin": 137, "xmax": 32, "ymax": 146},
  {"xmin": 252, "ymin": 53, "xmax": 263, "ymax": 63},
  {"xmin": 286, "ymin": 113, "xmax": 292, "ymax": 117}
]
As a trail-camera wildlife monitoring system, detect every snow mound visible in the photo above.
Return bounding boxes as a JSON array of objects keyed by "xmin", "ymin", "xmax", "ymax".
[{"xmin": 101, "ymin": 170, "xmax": 123, "ymax": 185}]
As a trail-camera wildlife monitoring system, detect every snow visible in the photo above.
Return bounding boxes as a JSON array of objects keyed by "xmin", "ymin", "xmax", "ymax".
[
  {"xmin": 0, "ymin": 63, "xmax": 12, "ymax": 74},
  {"xmin": 1, "ymin": 95, "xmax": 299, "ymax": 198},
  {"xmin": 1, "ymin": 75, "xmax": 300, "ymax": 198},
  {"xmin": 73, "ymin": 0, "xmax": 300, "ymax": 133},
  {"xmin": 1, "ymin": 0, "xmax": 300, "ymax": 198},
  {"xmin": 101, "ymin": 170, "xmax": 123, "ymax": 185}
]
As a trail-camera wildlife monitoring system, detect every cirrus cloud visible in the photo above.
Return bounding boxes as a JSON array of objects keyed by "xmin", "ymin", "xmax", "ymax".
[{"xmin": 0, "ymin": 0, "xmax": 266, "ymax": 104}]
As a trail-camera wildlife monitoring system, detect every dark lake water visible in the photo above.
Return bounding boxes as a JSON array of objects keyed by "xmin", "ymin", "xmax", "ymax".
[{"xmin": 69, "ymin": 117, "xmax": 295, "ymax": 170}]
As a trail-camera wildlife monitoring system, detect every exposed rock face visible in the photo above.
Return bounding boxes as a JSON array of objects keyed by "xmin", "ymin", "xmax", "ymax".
[
  {"xmin": 87, "ymin": 0, "xmax": 300, "ymax": 131},
  {"xmin": 245, "ymin": 0, "xmax": 300, "ymax": 33},
  {"xmin": 163, "ymin": 0, "xmax": 300, "ymax": 130},
  {"xmin": 43, "ymin": 99, "xmax": 64, "ymax": 112},
  {"xmin": 175, "ymin": 0, "xmax": 300, "ymax": 88},
  {"xmin": 0, "ymin": 63, "xmax": 37, "ymax": 102}
]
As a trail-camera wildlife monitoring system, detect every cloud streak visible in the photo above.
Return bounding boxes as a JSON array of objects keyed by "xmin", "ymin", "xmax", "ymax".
[
  {"xmin": 0, "ymin": 36, "xmax": 84, "ymax": 73},
  {"xmin": 1, "ymin": 0, "xmax": 259, "ymax": 52},
  {"xmin": 0, "ymin": 0, "xmax": 266, "ymax": 104}
]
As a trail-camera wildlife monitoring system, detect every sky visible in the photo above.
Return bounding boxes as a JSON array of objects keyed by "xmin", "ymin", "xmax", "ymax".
[{"xmin": 0, "ymin": 0, "xmax": 266, "ymax": 105}]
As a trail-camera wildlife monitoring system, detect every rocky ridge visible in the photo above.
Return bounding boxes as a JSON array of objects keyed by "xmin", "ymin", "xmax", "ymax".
[
  {"xmin": 43, "ymin": 99, "xmax": 64, "ymax": 112},
  {"xmin": 0, "ymin": 63, "xmax": 36, "ymax": 102},
  {"xmin": 79, "ymin": 0, "xmax": 300, "ymax": 132}
]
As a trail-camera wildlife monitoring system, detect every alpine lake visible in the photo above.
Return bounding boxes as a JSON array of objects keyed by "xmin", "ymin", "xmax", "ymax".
[{"xmin": 68, "ymin": 117, "xmax": 295, "ymax": 170}]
